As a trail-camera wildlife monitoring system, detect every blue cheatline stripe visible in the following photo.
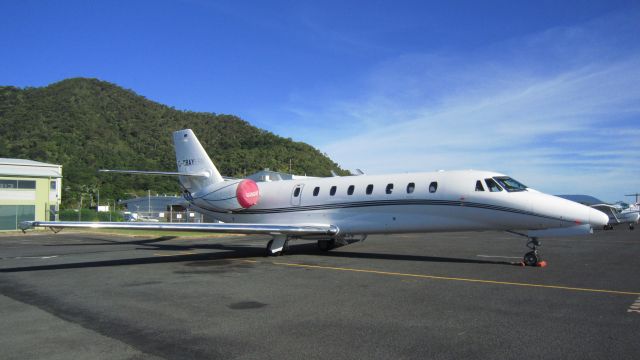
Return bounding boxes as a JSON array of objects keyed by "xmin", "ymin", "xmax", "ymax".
[{"xmin": 196, "ymin": 198, "xmax": 572, "ymax": 224}]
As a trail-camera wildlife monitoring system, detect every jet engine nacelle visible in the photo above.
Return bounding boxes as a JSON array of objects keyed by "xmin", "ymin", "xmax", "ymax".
[{"xmin": 202, "ymin": 179, "xmax": 260, "ymax": 211}]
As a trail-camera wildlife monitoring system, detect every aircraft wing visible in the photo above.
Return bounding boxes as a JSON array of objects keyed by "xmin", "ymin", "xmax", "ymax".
[
  {"xmin": 19, "ymin": 221, "xmax": 339, "ymax": 237},
  {"xmin": 589, "ymin": 204, "xmax": 619, "ymax": 223}
]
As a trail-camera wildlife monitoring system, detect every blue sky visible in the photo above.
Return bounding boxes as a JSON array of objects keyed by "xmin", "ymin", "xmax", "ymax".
[{"xmin": 1, "ymin": 0, "xmax": 639, "ymax": 202}]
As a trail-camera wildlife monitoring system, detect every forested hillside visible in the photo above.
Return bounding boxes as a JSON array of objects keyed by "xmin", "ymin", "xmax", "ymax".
[{"xmin": 0, "ymin": 78, "xmax": 346, "ymax": 207}]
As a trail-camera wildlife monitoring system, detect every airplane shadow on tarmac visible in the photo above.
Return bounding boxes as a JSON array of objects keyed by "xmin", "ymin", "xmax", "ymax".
[{"xmin": 0, "ymin": 235, "xmax": 517, "ymax": 273}]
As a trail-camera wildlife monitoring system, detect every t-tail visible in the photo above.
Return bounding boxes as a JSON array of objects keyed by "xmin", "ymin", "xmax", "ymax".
[{"xmin": 173, "ymin": 129, "xmax": 223, "ymax": 194}]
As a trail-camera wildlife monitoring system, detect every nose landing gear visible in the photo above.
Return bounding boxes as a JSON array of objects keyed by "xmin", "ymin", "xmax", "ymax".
[{"xmin": 523, "ymin": 237, "xmax": 547, "ymax": 267}]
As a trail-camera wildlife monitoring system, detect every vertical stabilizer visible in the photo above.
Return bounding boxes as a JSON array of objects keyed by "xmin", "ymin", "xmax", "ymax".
[{"xmin": 173, "ymin": 129, "xmax": 223, "ymax": 193}]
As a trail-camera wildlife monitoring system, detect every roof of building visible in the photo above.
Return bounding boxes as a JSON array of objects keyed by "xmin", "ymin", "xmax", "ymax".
[{"xmin": 0, "ymin": 158, "xmax": 62, "ymax": 178}]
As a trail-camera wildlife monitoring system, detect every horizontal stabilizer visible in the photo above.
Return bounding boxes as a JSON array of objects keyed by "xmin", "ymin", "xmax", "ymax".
[
  {"xmin": 19, "ymin": 221, "xmax": 339, "ymax": 237},
  {"xmin": 99, "ymin": 169, "xmax": 210, "ymax": 177}
]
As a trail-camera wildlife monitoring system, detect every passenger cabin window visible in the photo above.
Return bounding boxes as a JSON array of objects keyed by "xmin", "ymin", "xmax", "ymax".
[
  {"xmin": 386, "ymin": 183, "xmax": 394, "ymax": 194},
  {"xmin": 313, "ymin": 187, "xmax": 320, "ymax": 196},
  {"xmin": 330, "ymin": 186, "xmax": 337, "ymax": 196},
  {"xmin": 347, "ymin": 185, "xmax": 355, "ymax": 195},
  {"xmin": 366, "ymin": 184, "xmax": 374, "ymax": 195},
  {"xmin": 406, "ymin": 183, "xmax": 415, "ymax": 194},
  {"xmin": 485, "ymin": 178, "xmax": 503, "ymax": 192},
  {"xmin": 475, "ymin": 180, "xmax": 485, "ymax": 192},
  {"xmin": 429, "ymin": 182, "xmax": 438, "ymax": 193},
  {"xmin": 293, "ymin": 187, "xmax": 301, "ymax": 197},
  {"xmin": 493, "ymin": 176, "xmax": 527, "ymax": 192}
]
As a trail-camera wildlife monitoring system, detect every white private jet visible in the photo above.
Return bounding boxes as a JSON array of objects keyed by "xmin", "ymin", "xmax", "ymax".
[{"xmin": 21, "ymin": 129, "xmax": 609, "ymax": 266}]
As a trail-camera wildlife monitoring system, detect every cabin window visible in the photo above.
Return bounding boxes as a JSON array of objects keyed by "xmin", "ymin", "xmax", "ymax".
[
  {"xmin": 50, "ymin": 181, "xmax": 57, "ymax": 190},
  {"xmin": 293, "ymin": 187, "xmax": 301, "ymax": 197},
  {"xmin": 475, "ymin": 180, "xmax": 485, "ymax": 192},
  {"xmin": 347, "ymin": 185, "xmax": 355, "ymax": 195},
  {"xmin": 386, "ymin": 183, "xmax": 394, "ymax": 194},
  {"xmin": 407, "ymin": 183, "xmax": 415, "ymax": 194},
  {"xmin": 313, "ymin": 187, "xmax": 320, "ymax": 196},
  {"xmin": 429, "ymin": 182, "xmax": 438, "ymax": 193},
  {"xmin": 485, "ymin": 178, "xmax": 503, "ymax": 192},
  {"xmin": 366, "ymin": 184, "xmax": 374, "ymax": 195},
  {"xmin": 330, "ymin": 186, "xmax": 337, "ymax": 196}
]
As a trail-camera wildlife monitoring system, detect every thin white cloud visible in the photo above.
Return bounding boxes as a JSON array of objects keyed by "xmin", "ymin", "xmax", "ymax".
[{"xmin": 284, "ymin": 13, "xmax": 640, "ymax": 201}]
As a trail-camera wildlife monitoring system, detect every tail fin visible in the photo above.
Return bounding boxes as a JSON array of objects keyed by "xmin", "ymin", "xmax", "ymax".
[{"xmin": 173, "ymin": 129, "xmax": 223, "ymax": 193}]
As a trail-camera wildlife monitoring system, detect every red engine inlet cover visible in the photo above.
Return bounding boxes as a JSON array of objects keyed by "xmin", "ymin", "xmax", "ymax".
[{"xmin": 236, "ymin": 179, "xmax": 260, "ymax": 208}]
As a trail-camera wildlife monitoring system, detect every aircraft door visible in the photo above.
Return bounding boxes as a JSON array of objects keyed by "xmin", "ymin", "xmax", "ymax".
[{"xmin": 291, "ymin": 184, "xmax": 304, "ymax": 206}]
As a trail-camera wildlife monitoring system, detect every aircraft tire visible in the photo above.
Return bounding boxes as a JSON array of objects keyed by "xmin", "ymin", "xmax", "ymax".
[
  {"xmin": 265, "ymin": 239, "xmax": 281, "ymax": 257},
  {"xmin": 523, "ymin": 251, "xmax": 538, "ymax": 267}
]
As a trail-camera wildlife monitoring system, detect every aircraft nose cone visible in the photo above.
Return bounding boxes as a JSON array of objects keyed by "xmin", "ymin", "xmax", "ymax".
[{"xmin": 589, "ymin": 208, "xmax": 609, "ymax": 227}]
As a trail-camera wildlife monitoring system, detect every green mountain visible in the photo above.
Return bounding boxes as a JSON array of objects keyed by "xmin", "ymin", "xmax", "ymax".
[{"xmin": 0, "ymin": 78, "xmax": 346, "ymax": 207}]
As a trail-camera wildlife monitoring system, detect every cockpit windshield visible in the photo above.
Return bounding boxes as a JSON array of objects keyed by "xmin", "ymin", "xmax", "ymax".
[{"xmin": 493, "ymin": 176, "xmax": 527, "ymax": 192}]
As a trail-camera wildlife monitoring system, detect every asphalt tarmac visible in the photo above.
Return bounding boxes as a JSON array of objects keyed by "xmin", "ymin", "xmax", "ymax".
[{"xmin": 0, "ymin": 227, "xmax": 638, "ymax": 360}]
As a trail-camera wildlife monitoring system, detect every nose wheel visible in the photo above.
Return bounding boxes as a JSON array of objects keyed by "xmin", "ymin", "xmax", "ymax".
[{"xmin": 523, "ymin": 237, "xmax": 546, "ymax": 267}]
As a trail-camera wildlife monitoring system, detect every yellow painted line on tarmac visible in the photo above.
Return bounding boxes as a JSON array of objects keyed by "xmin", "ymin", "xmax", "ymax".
[
  {"xmin": 153, "ymin": 251, "xmax": 198, "ymax": 257},
  {"xmin": 270, "ymin": 261, "xmax": 640, "ymax": 296}
]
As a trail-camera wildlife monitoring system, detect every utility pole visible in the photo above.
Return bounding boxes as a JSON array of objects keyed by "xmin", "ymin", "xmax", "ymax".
[
  {"xmin": 78, "ymin": 194, "xmax": 82, "ymax": 221},
  {"xmin": 148, "ymin": 189, "xmax": 151, "ymax": 215}
]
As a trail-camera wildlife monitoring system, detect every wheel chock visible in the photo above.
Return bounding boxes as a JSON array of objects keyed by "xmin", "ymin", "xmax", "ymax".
[{"xmin": 537, "ymin": 260, "xmax": 548, "ymax": 267}]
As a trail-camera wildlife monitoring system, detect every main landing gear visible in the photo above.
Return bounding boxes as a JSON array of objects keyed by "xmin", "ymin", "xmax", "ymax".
[
  {"xmin": 523, "ymin": 237, "xmax": 546, "ymax": 267},
  {"xmin": 265, "ymin": 235, "xmax": 289, "ymax": 256}
]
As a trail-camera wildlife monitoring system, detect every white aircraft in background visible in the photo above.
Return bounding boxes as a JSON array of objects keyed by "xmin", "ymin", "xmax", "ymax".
[
  {"xmin": 558, "ymin": 194, "xmax": 639, "ymax": 230},
  {"xmin": 613, "ymin": 201, "xmax": 640, "ymax": 230},
  {"xmin": 21, "ymin": 129, "xmax": 609, "ymax": 267}
]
